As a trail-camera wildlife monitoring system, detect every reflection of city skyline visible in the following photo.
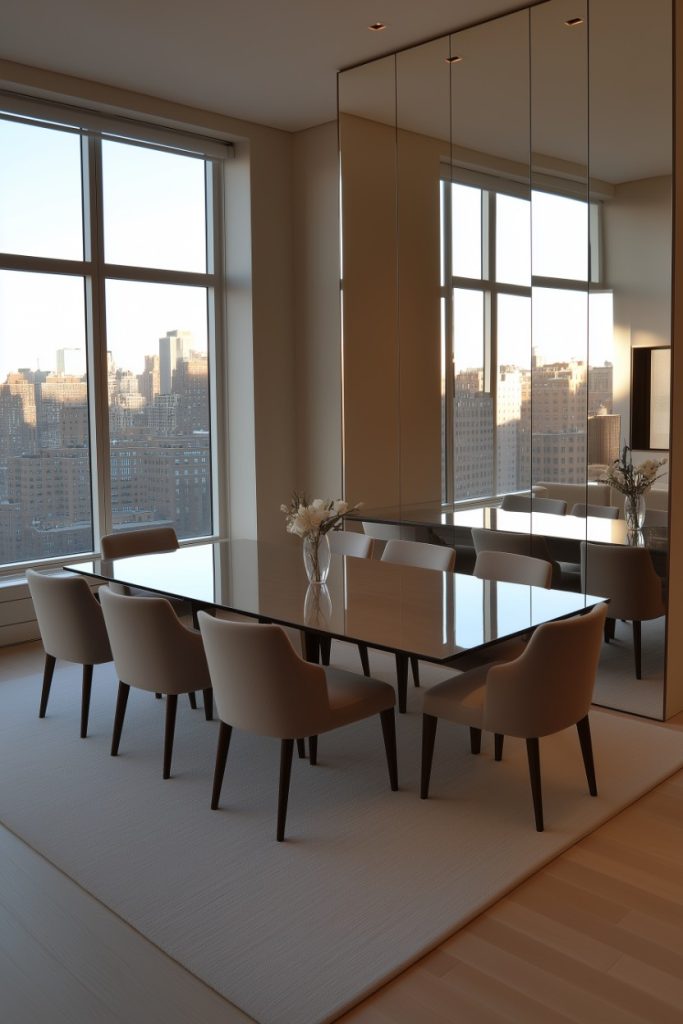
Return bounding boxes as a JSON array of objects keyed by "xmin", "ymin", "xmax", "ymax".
[
  {"xmin": 0, "ymin": 329, "xmax": 212, "ymax": 566},
  {"xmin": 453, "ymin": 357, "xmax": 619, "ymax": 500}
]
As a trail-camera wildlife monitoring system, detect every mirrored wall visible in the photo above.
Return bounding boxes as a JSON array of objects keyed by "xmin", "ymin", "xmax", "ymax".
[{"xmin": 339, "ymin": 0, "xmax": 672, "ymax": 717}]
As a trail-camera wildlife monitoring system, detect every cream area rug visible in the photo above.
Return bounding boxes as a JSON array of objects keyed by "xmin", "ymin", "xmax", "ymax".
[{"xmin": 1, "ymin": 641, "xmax": 682, "ymax": 1024}]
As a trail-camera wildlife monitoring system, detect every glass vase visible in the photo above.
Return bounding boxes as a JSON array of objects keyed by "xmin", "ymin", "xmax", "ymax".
[
  {"xmin": 624, "ymin": 493, "xmax": 646, "ymax": 531},
  {"xmin": 302, "ymin": 532, "xmax": 330, "ymax": 584}
]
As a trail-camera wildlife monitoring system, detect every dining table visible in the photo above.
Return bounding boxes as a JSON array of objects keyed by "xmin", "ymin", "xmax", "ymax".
[{"xmin": 65, "ymin": 537, "xmax": 606, "ymax": 714}]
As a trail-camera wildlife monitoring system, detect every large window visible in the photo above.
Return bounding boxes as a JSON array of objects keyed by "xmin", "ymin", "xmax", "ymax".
[
  {"xmin": 0, "ymin": 106, "xmax": 226, "ymax": 569},
  {"xmin": 441, "ymin": 179, "xmax": 614, "ymax": 503}
]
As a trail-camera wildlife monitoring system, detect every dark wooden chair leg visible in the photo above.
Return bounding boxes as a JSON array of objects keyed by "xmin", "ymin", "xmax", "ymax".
[
  {"xmin": 80, "ymin": 664, "xmax": 93, "ymax": 738},
  {"xmin": 358, "ymin": 643, "xmax": 370, "ymax": 676},
  {"xmin": 39, "ymin": 653, "xmax": 56, "ymax": 718},
  {"xmin": 203, "ymin": 687, "xmax": 213, "ymax": 722},
  {"xmin": 410, "ymin": 655, "xmax": 420, "ymax": 687},
  {"xmin": 526, "ymin": 737, "xmax": 544, "ymax": 832},
  {"xmin": 379, "ymin": 708, "xmax": 399, "ymax": 791},
  {"xmin": 111, "ymin": 682, "xmax": 130, "ymax": 755},
  {"xmin": 494, "ymin": 733, "xmax": 504, "ymax": 761},
  {"xmin": 395, "ymin": 653, "xmax": 409, "ymax": 714},
  {"xmin": 308, "ymin": 735, "xmax": 318, "ymax": 766},
  {"xmin": 576, "ymin": 715, "xmax": 597, "ymax": 796},
  {"xmin": 191, "ymin": 602, "xmax": 199, "ymax": 630},
  {"xmin": 633, "ymin": 620, "xmax": 642, "ymax": 679},
  {"xmin": 188, "ymin": 692, "xmax": 198, "ymax": 710},
  {"xmin": 296, "ymin": 738, "xmax": 307, "ymax": 759},
  {"xmin": 163, "ymin": 694, "xmax": 178, "ymax": 779},
  {"xmin": 469, "ymin": 726, "xmax": 482, "ymax": 755},
  {"xmin": 319, "ymin": 636, "xmax": 331, "ymax": 666},
  {"xmin": 276, "ymin": 738, "xmax": 295, "ymax": 842},
  {"xmin": 604, "ymin": 616, "xmax": 616, "ymax": 643},
  {"xmin": 420, "ymin": 714, "xmax": 438, "ymax": 799},
  {"xmin": 211, "ymin": 721, "xmax": 232, "ymax": 809}
]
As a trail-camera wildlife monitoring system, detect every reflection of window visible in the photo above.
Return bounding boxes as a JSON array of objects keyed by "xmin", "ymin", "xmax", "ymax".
[
  {"xmin": 0, "ymin": 106, "xmax": 227, "ymax": 570},
  {"xmin": 441, "ymin": 179, "xmax": 610, "ymax": 502}
]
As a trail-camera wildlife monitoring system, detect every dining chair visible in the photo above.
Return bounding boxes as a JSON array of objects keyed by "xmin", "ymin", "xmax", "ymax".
[
  {"xmin": 197, "ymin": 614, "xmax": 398, "ymax": 841},
  {"xmin": 327, "ymin": 529, "xmax": 374, "ymax": 559},
  {"xmin": 378, "ymin": 539, "xmax": 456, "ymax": 689},
  {"xmin": 500, "ymin": 494, "xmax": 567, "ymax": 516},
  {"xmin": 101, "ymin": 525, "xmax": 203, "ymax": 708},
  {"xmin": 26, "ymin": 569, "xmax": 113, "ymax": 738},
  {"xmin": 570, "ymin": 503, "xmax": 619, "ymax": 519},
  {"xmin": 470, "ymin": 526, "xmax": 564, "ymax": 587},
  {"xmin": 451, "ymin": 551, "xmax": 552, "ymax": 676},
  {"xmin": 580, "ymin": 542, "xmax": 665, "ymax": 679},
  {"xmin": 99, "ymin": 586, "xmax": 214, "ymax": 778},
  {"xmin": 420, "ymin": 602, "xmax": 608, "ymax": 831}
]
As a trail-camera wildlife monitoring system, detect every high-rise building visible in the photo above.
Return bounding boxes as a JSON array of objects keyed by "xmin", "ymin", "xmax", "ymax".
[
  {"xmin": 159, "ymin": 330, "xmax": 193, "ymax": 394},
  {"xmin": 56, "ymin": 348, "xmax": 85, "ymax": 376}
]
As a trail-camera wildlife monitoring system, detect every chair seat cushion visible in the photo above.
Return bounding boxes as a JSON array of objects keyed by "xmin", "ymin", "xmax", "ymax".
[
  {"xmin": 323, "ymin": 667, "xmax": 395, "ymax": 729},
  {"xmin": 422, "ymin": 664, "xmax": 491, "ymax": 727}
]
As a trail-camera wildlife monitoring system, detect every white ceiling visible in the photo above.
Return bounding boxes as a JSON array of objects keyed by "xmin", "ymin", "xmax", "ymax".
[{"xmin": 1, "ymin": 0, "xmax": 540, "ymax": 131}]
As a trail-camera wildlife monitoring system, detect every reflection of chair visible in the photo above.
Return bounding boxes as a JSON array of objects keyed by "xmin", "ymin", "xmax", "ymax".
[
  {"xmin": 328, "ymin": 530, "xmax": 373, "ymax": 559},
  {"xmin": 474, "ymin": 550, "xmax": 552, "ymax": 589},
  {"xmin": 420, "ymin": 603, "xmax": 608, "ymax": 831},
  {"xmin": 581, "ymin": 542, "xmax": 666, "ymax": 679},
  {"xmin": 198, "ymin": 615, "xmax": 397, "ymax": 841},
  {"xmin": 27, "ymin": 570, "xmax": 113, "ymax": 738},
  {"xmin": 380, "ymin": 539, "xmax": 456, "ymax": 688},
  {"xmin": 571, "ymin": 503, "xmax": 619, "ymax": 520},
  {"xmin": 500, "ymin": 494, "xmax": 567, "ymax": 515},
  {"xmin": 471, "ymin": 527, "xmax": 564, "ymax": 588},
  {"xmin": 101, "ymin": 526, "xmax": 179, "ymax": 560},
  {"xmin": 100, "ymin": 587, "xmax": 213, "ymax": 779}
]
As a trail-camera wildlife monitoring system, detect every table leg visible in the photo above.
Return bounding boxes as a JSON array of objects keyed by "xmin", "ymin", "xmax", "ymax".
[
  {"xmin": 303, "ymin": 631, "xmax": 321, "ymax": 664},
  {"xmin": 395, "ymin": 653, "xmax": 409, "ymax": 714}
]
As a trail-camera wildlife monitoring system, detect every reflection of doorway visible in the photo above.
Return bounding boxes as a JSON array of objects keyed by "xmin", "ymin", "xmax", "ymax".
[{"xmin": 631, "ymin": 346, "xmax": 671, "ymax": 451}]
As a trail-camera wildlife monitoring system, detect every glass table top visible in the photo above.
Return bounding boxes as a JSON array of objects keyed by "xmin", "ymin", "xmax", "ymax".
[{"xmin": 65, "ymin": 538, "xmax": 605, "ymax": 665}]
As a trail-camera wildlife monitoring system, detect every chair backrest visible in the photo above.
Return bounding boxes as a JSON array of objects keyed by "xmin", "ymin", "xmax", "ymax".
[
  {"xmin": 328, "ymin": 530, "xmax": 373, "ymax": 559},
  {"xmin": 101, "ymin": 526, "xmax": 179, "ymax": 560},
  {"xmin": 500, "ymin": 494, "xmax": 567, "ymax": 515},
  {"xmin": 26, "ymin": 570, "xmax": 112, "ymax": 666},
  {"xmin": 471, "ymin": 527, "xmax": 549, "ymax": 559},
  {"xmin": 580, "ymin": 542, "xmax": 665, "ymax": 622},
  {"xmin": 644, "ymin": 507, "xmax": 668, "ymax": 528},
  {"xmin": 482, "ymin": 602, "xmax": 608, "ymax": 738},
  {"xmin": 99, "ymin": 586, "xmax": 208, "ymax": 694},
  {"xmin": 380, "ymin": 538, "xmax": 455, "ymax": 572},
  {"xmin": 571, "ymin": 503, "xmax": 619, "ymax": 520},
  {"xmin": 198, "ymin": 614, "xmax": 330, "ymax": 739},
  {"xmin": 474, "ymin": 550, "xmax": 552, "ymax": 589}
]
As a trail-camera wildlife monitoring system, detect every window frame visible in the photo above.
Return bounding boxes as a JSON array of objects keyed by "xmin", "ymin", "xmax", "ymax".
[{"xmin": 0, "ymin": 101, "xmax": 229, "ymax": 575}]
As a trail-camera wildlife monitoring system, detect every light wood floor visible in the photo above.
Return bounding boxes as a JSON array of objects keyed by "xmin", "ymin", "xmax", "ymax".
[{"xmin": 1, "ymin": 659, "xmax": 681, "ymax": 1024}]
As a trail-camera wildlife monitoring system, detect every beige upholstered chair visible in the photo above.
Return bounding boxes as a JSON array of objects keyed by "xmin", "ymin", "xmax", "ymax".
[
  {"xmin": 471, "ymin": 526, "xmax": 564, "ymax": 588},
  {"xmin": 26, "ymin": 570, "xmax": 113, "ymax": 738},
  {"xmin": 473, "ymin": 550, "xmax": 552, "ymax": 589},
  {"xmin": 328, "ymin": 530, "xmax": 373, "ymax": 559},
  {"xmin": 100, "ymin": 587, "xmax": 213, "ymax": 778},
  {"xmin": 500, "ymin": 494, "xmax": 567, "ymax": 515},
  {"xmin": 420, "ymin": 602, "xmax": 608, "ymax": 831},
  {"xmin": 101, "ymin": 526, "xmax": 179, "ymax": 560},
  {"xmin": 570, "ymin": 503, "xmax": 619, "ymax": 520},
  {"xmin": 580, "ymin": 542, "xmax": 665, "ymax": 679},
  {"xmin": 379, "ymin": 539, "xmax": 456, "ymax": 688},
  {"xmin": 197, "ymin": 614, "xmax": 398, "ymax": 841}
]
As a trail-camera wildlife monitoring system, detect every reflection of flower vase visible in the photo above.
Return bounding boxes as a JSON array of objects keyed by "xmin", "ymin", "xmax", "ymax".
[
  {"xmin": 304, "ymin": 583, "xmax": 332, "ymax": 628},
  {"xmin": 302, "ymin": 532, "xmax": 330, "ymax": 584},
  {"xmin": 624, "ymin": 494, "xmax": 646, "ymax": 531}
]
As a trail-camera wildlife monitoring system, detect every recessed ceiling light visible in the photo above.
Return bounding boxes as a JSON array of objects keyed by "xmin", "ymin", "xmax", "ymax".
[
  {"xmin": 368, "ymin": 22, "xmax": 386, "ymax": 32},
  {"xmin": 445, "ymin": 55, "xmax": 463, "ymax": 64},
  {"xmin": 565, "ymin": 17, "xmax": 584, "ymax": 27}
]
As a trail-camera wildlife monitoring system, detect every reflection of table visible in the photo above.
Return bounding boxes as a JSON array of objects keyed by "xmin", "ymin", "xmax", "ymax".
[
  {"xmin": 353, "ymin": 504, "xmax": 668, "ymax": 576},
  {"xmin": 65, "ymin": 539, "xmax": 604, "ymax": 713}
]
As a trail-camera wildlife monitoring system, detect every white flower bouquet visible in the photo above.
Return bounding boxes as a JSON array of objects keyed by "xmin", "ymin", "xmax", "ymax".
[
  {"xmin": 280, "ymin": 493, "xmax": 362, "ymax": 539},
  {"xmin": 604, "ymin": 445, "xmax": 667, "ymax": 498}
]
